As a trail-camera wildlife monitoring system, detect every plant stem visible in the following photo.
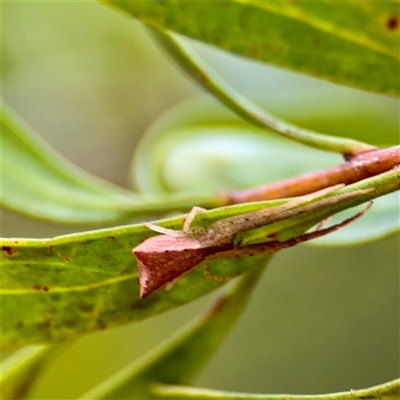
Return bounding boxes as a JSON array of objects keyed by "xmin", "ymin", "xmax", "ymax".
[
  {"xmin": 228, "ymin": 145, "xmax": 400, "ymax": 203},
  {"xmin": 150, "ymin": 29, "xmax": 377, "ymax": 157}
]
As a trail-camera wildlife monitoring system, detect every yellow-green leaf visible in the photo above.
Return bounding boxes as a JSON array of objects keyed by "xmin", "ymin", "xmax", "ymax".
[
  {"xmin": 1, "ymin": 104, "xmax": 223, "ymax": 225},
  {"xmin": 100, "ymin": 0, "xmax": 400, "ymax": 95},
  {"xmin": 79, "ymin": 263, "xmax": 266, "ymax": 399}
]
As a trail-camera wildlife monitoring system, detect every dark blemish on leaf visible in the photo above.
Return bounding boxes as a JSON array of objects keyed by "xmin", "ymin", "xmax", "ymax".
[
  {"xmin": 13, "ymin": 240, "xmax": 19, "ymax": 244},
  {"xmin": 79, "ymin": 303, "xmax": 94, "ymax": 313},
  {"xmin": 97, "ymin": 321, "xmax": 107, "ymax": 330},
  {"xmin": 17, "ymin": 320, "xmax": 24, "ymax": 328},
  {"xmin": 47, "ymin": 306, "xmax": 57, "ymax": 314},
  {"xmin": 38, "ymin": 319, "xmax": 52, "ymax": 330},
  {"xmin": 386, "ymin": 15, "xmax": 399, "ymax": 30},
  {"xmin": 199, "ymin": 73, "xmax": 211, "ymax": 85},
  {"xmin": 64, "ymin": 257, "xmax": 71, "ymax": 262},
  {"xmin": 209, "ymin": 293, "xmax": 229, "ymax": 316},
  {"xmin": 1, "ymin": 246, "xmax": 18, "ymax": 256},
  {"xmin": 250, "ymin": 47, "xmax": 260, "ymax": 57},
  {"xmin": 267, "ymin": 233, "xmax": 278, "ymax": 239},
  {"xmin": 108, "ymin": 235, "xmax": 116, "ymax": 240},
  {"xmin": 33, "ymin": 284, "xmax": 49, "ymax": 292}
]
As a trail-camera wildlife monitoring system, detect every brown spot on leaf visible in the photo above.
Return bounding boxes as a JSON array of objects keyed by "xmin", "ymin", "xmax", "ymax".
[
  {"xmin": 208, "ymin": 293, "xmax": 230, "ymax": 316},
  {"xmin": 17, "ymin": 320, "xmax": 24, "ymax": 328},
  {"xmin": 38, "ymin": 319, "xmax": 52, "ymax": 330},
  {"xmin": 97, "ymin": 321, "xmax": 107, "ymax": 330},
  {"xmin": 32, "ymin": 284, "xmax": 49, "ymax": 292},
  {"xmin": 64, "ymin": 257, "xmax": 71, "ymax": 262},
  {"xmin": 79, "ymin": 303, "xmax": 94, "ymax": 313},
  {"xmin": 250, "ymin": 47, "xmax": 260, "ymax": 57},
  {"xmin": 386, "ymin": 15, "xmax": 399, "ymax": 30},
  {"xmin": 1, "ymin": 246, "xmax": 18, "ymax": 256},
  {"xmin": 108, "ymin": 235, "xmax": 116, "ymax": 240}
]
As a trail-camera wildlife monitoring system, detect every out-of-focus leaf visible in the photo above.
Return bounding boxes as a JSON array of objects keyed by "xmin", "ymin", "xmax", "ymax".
[
  {"xmin": 0, "ymin": 104, "xmax": 224, "ymax": 225},
  {"xmin": 100, "ymin": 1, "xmax": 400, "ymax": 95},
  {"xmin": 0, "ymin": 345, "xmax": 55, "ymax": 399},
  {"xmin": 1, "ymin": 170, "xmax": 398, "ymax": 350},
  {"xmin": 149, "ymin": 29, "xmax": 376, "ymax": 156},
  {"xmin": 131, "ymin": 95, "xmax": 399, "ymax": 193},
  {"xmin": 79, "ymin": 262, "xmax": 266, "ymax": 399}
]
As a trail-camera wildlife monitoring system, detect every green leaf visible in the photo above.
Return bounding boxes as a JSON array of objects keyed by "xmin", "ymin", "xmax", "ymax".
[
  {"xmin": 0, "ymin": 345, "xmax": 56, "ymax": 399},
  {"xmin": 154, "ymin": 378, "xmax": 400, "ymax": 400},
  {"xmin": 1, "ymin": 170, "xmax": 398, "ymax": 350},
  {"xmin": 79, "ymin": 263, "xmax": 266, "ymax": 399},
  {"xmin": 0, "ymin": 104, "xmax": 224, "ymax": 225},
  {"xmin": 100, "ymin": 1, "xmax": 400, "ymax": 96}
]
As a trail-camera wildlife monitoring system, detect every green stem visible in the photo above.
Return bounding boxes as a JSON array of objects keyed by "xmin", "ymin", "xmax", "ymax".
[
  {"xmin": 153, "ymin": 378, "xmax": 400, "ymax": 399},
  {"xmin": 149, "ymin": 29, "xmax": 376, "ymax": 157}
]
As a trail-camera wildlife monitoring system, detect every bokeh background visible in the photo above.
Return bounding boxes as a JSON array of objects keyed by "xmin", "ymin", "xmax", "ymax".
[{"xmin": 2, "ymin": 2, "xmax": 399, "ymax": 399}]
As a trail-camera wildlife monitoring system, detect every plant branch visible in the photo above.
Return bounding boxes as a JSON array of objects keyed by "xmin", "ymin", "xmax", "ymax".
[{"xmin": 227, "ymin": 145, "xmax": 400, "ymax": 203}]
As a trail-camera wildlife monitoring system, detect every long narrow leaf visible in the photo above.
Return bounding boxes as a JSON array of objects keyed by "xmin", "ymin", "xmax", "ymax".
[
  {"xmin": 100, "ymin": 1, "xmax": 400, "ymax": 95},
  {"xmin": 79, "ymin": 263, "xmax": 267, "ymax": 399},
  {"xmin": 1, "ymin": 104, "xmax": 224, "ymax": 225}
]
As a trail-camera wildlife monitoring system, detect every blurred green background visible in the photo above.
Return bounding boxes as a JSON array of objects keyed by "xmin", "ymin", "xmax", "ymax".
[{"xmin": 2, "ymin": 2, "xmax": 399, "ymax": 399}]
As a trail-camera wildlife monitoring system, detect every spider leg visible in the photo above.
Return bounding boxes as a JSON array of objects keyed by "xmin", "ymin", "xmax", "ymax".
[
  {"xmin": 183, "ymin": 206, "xmax": 207, "ymax": 233},
  {"xmin": 143, "ymin": 222, "xmax": 185, "ymax": 237}
]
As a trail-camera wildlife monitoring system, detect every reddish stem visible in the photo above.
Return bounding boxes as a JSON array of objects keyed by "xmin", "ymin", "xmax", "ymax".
[{"xmin": 227, "ymin": 145, "xmax": 400, "ymax": 203}]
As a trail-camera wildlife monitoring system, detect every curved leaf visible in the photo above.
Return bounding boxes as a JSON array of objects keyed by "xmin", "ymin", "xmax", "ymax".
[
  {"xmin": 79, "ymin": 263, "xmax": 266, "ymax": 399},
  {"xmin": 0, "ymin": 345, "xmax": 57, "ymax": 400},
  {"xmin": 1, "ymin": 169, "xmax": 398, "ymax": 350},
  {"xmin": 148, "ymin": 29, "xmax": 376, "ymax": 156},
  {"xmin": 0, "ymin": 104, "xmax": 224, "ymax": 225},
  {"xmin": 100, "ymin": 0, "xmax": 400, "ymax": 95}
]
